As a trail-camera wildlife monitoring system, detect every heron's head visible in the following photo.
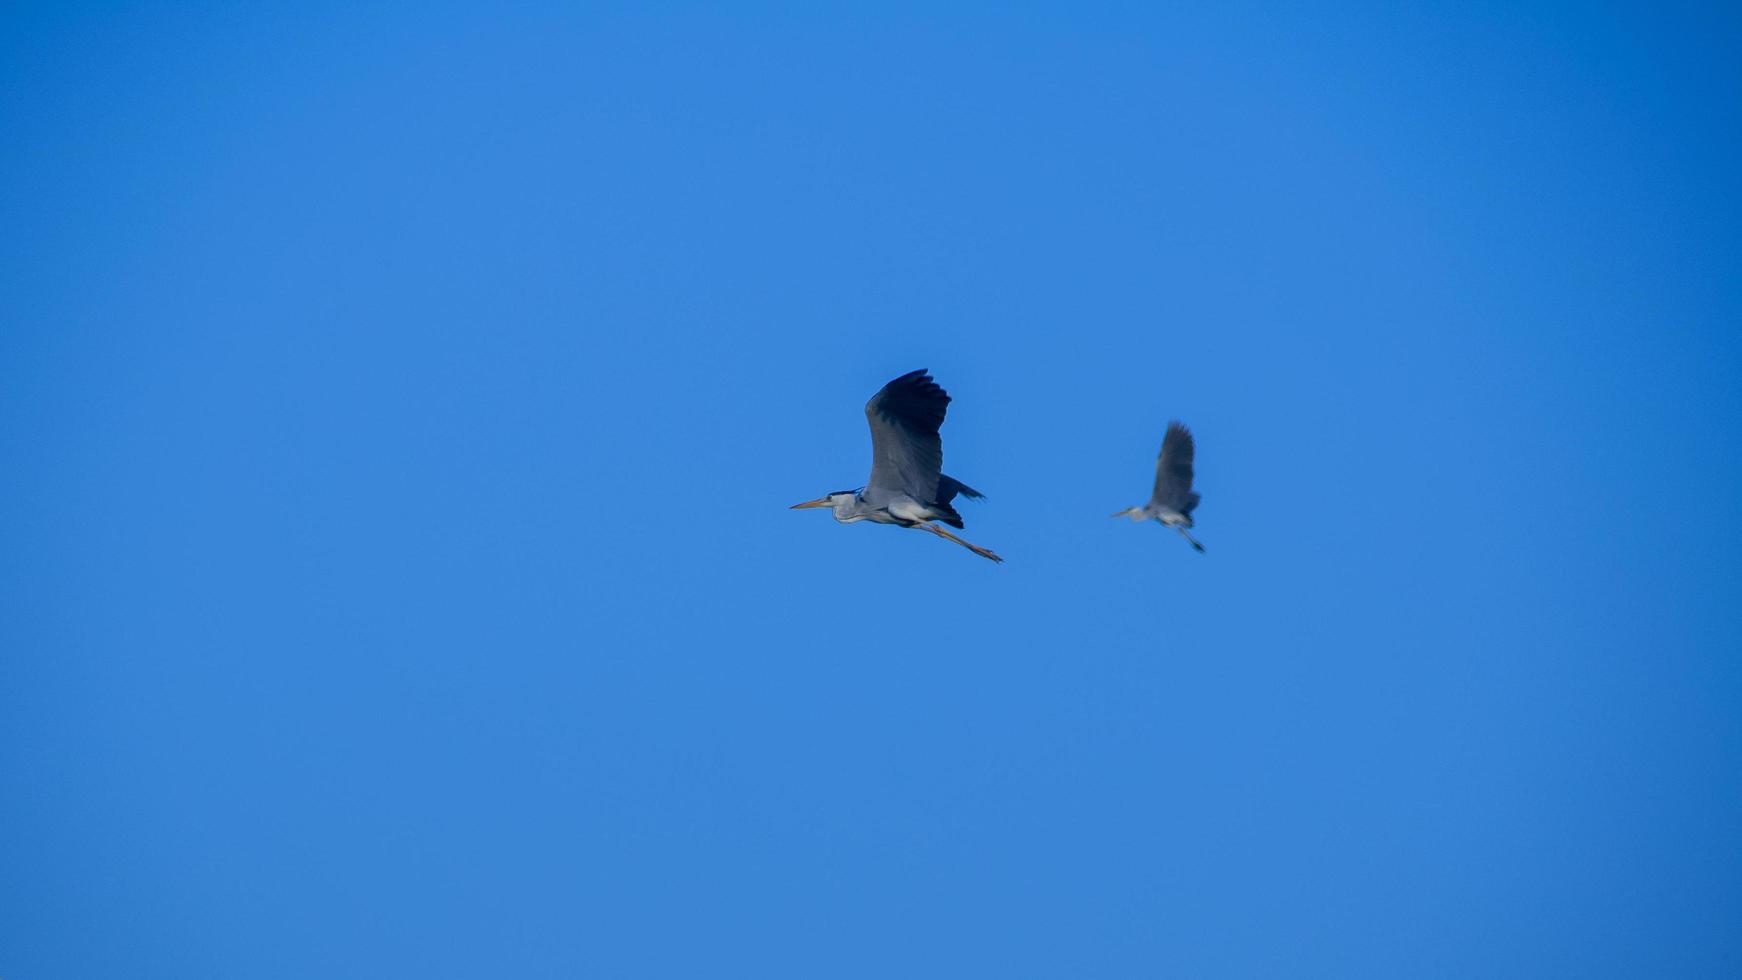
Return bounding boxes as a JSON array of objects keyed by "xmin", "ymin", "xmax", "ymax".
[
  {"xmin": 790, "ymin": 490, "xmax": 857, "ymax": 517},
  {"xmin": 1110, "ymin": 506, "xmax": 1146, "ymax": 521}
]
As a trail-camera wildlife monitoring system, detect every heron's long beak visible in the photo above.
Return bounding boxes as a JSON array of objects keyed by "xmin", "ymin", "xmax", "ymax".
[
  {"xmin": 1110, "ymin": 508, "xmax": 1133, "ymax": 518},
  {"xmin": 791, "ymin": 497, "xmax": 832, "ymax": 510}
]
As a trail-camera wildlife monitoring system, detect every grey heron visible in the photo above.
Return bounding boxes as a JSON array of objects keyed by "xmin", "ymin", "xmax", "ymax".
[
  {"xmin": 1113, "ymin": 421, "xmax": 1206, "ymax": 552},
  {"xmin": 791, "ymin": 369, "xmax": 1003, "ymax": 563}
]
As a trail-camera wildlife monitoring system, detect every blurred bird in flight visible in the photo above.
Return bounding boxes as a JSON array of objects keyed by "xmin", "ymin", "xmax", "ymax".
[{"xmin": 1113, "ymin": 421, "xmax": 1206, "ymax": 553}]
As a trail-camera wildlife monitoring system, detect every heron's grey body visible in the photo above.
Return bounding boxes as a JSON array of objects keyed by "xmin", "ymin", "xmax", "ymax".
[
  {"xmin": 1114, "ymin": 421, "xmax": 1206, "ymax": 553},
  {"xmin": 792, "ymin": 370, "xmax": 1002, "ymax": 563},
  {"xmin": 811, "ymin": 476, "xmax": 982, "ymax": 529}
]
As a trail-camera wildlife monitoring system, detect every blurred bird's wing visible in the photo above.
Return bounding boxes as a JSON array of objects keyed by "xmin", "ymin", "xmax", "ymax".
[
  {"xmin": 864, "ymin": 369, "xmax": 948, "ymax": 503},
  {"xmin": 1149, "ymin": 421, "xmax": 1200, "ymax": 515}
]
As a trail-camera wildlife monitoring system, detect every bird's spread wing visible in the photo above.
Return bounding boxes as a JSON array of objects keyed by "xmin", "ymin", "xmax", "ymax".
[
  {"xmin": 864, "ymin": 369, "xmax": 948, "ymax": 502},
  {"xmin": 1150, "ymin": 421, "xmax": 1199, "ymax": 514}
]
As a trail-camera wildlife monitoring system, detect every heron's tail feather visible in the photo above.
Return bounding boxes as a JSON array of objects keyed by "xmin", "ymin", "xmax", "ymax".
[
  {"xmin": 938, "ymin": 475, "xmax": 984, "ymax": 504},
  {"xmin": 931, "ymin": 475, "xmax": 982, "ymax": 528}
]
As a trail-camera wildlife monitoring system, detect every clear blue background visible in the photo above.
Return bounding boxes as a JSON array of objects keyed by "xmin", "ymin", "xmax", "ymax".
[{"xmin": 4, "ymin": 3, "xmax": 1739, "ymax": 977}]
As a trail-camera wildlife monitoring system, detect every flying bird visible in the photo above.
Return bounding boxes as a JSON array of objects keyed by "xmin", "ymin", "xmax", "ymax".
[
  {"xmin": 791, "ymin": 369, "xmax": 1002, "ymax": 563},
  {"xmin": 1113, "ymin": 421, "xmax": 1206, "ymax": 552}
]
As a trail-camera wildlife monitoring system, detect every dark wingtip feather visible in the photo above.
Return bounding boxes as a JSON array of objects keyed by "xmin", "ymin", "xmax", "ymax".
[
  {"xmin": 870, "ymin": 369, "xmax": 952, "ymax": 434},
  {"xmin": 1160, "ymin": 421, "xmax": 1195, "ymax": 454}
]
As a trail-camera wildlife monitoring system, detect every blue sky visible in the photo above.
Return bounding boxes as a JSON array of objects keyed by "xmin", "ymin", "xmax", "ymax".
[{"xmin": 3, "ymin": 3, "xmax": 1739, "ymax": 976}]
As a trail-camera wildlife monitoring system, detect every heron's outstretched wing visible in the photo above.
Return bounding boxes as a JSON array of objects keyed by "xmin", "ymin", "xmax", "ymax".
[
  {"xmin": 864, "ymin": 369, "xmax": 948, "ymax": 502},
  {"xmin": 1150, "ymin": 421, "xmax": 1200, "ymax": 515}
]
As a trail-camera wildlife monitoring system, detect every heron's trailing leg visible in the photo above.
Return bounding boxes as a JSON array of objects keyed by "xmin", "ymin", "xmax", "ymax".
[
  {"xmin": 918, "ymin": 522, "xmax": 1003, "ymax": 564},
  {"xmin": 1173, "ymin": 525, "xmax": 1206, "ymax": 553}
]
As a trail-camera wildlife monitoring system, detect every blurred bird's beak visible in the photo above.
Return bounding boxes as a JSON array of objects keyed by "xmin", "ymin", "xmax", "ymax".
[
  {"xmin": 1110, "ymin": 508, "xmax": 1135, "ymax": 518},
  {"xmin": 791, "ymin": 497, "xmax": 831, "ymax": 509}
]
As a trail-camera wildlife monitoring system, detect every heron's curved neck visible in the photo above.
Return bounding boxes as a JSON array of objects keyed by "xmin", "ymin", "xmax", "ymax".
[{"xmin": 831, "ymin": 492, "xmax": 870, "ymax": 523}]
